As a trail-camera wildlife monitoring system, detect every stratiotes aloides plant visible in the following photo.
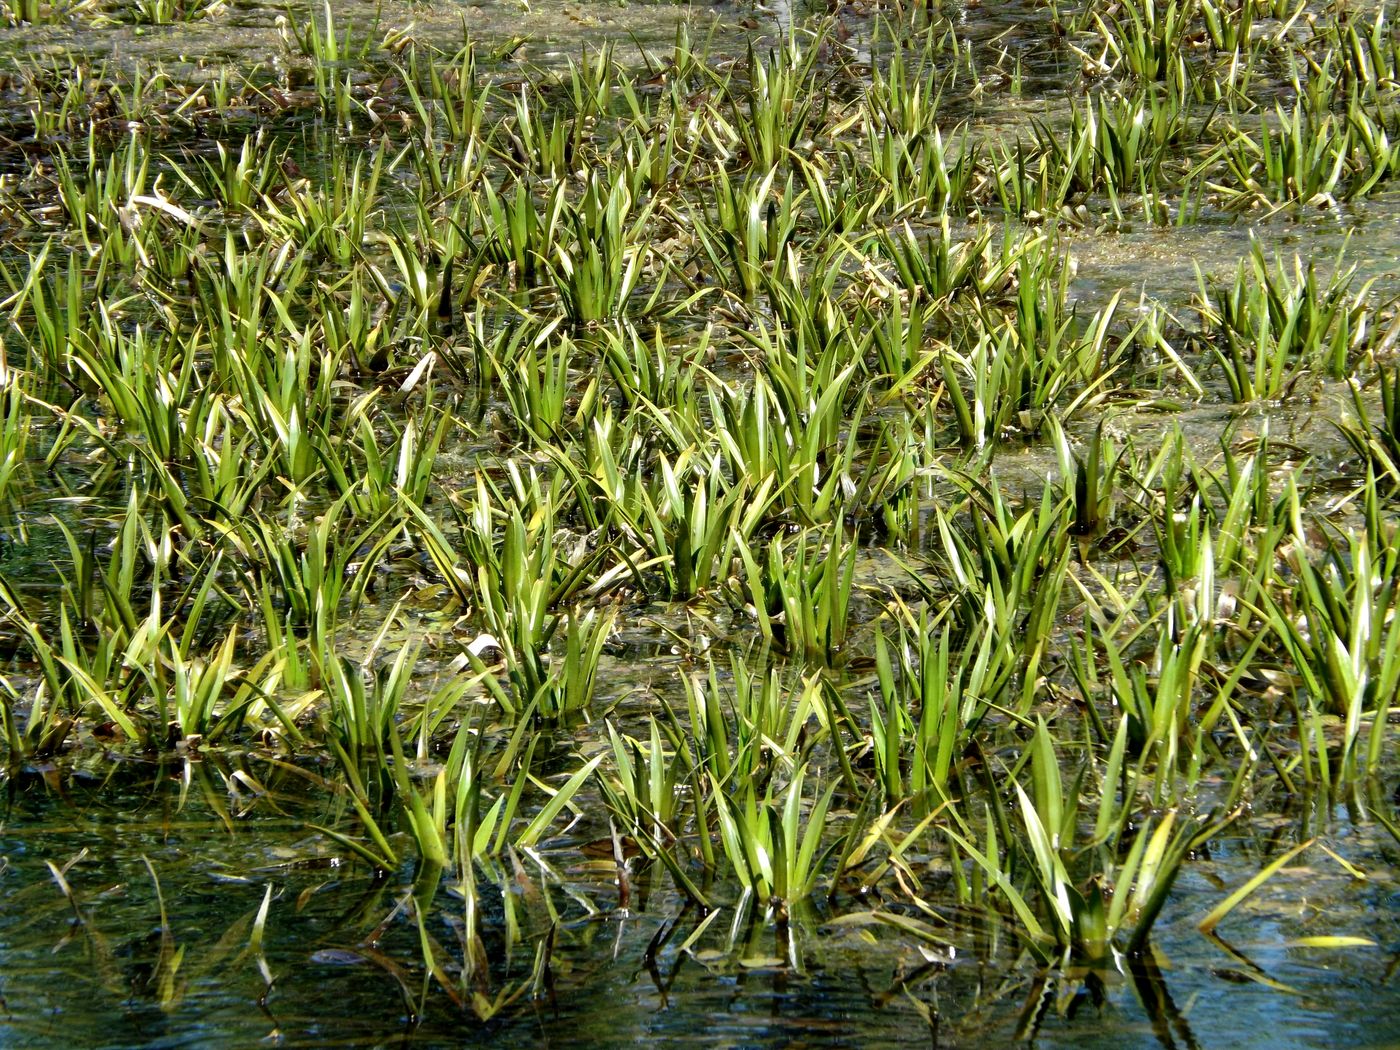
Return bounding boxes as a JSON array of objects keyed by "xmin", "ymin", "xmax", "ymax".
[{"xmin": 945, "ymin": 721, "xmax": 1232, "ymax": 966}]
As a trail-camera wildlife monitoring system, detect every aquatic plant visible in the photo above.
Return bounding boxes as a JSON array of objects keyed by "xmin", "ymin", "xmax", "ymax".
[
  {"xmin": 1195, "ymin": 237, "xmax": 1379, "ymax": 400},
  {"xmin": 0, "ymin": 5, "xmax": 1393, "ymax": 1039}
]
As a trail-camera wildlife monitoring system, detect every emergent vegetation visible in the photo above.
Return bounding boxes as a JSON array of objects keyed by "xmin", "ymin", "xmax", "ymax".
[{"xmin": 0, "ymin": 0, "xmax": 1396, "ymax": 1041}]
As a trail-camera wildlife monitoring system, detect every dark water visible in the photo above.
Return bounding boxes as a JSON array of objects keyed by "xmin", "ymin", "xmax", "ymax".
[{"xmin": 2, "ymin": 762, "xmax": 1396, "ymax": 1048}]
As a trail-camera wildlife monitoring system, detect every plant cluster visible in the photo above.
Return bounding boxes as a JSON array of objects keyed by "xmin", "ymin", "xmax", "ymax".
[{"xmin": 0, "ymin": 0, "xmax": 1395, "ymax": 1034}]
